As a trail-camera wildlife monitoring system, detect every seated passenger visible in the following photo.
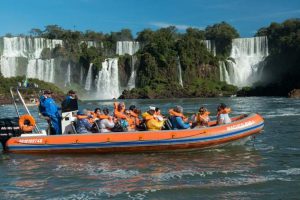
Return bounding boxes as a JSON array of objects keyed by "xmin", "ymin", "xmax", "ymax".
[
  {"xmin": 169, "ymin": 106, "xmax": 190, "ymax": 129},
  {"xmin": 114, "ymin": 102, "xmax": 127, "ymax": 120},
  {"xmin": 93, "ymin": 108, "xmax": 110, "ymax": 121},
  {"xmin": 83, "ymin": 109, "xmax": 95, "ymax": 124},
  {"xmin": 93, "ymin": 108, "xmax": 101, "ymax": 119},
  {"xmin": 76, "ymin": 110, "xmax": 93, "ymax": 133},
  {"xmin": 154, "ymin": 107, "xmax": 164, "ymax": 122},
  {"xmin": 124, "ymin": 109, "xmax": 137, "ymax": 131},
  {"xmin": 217, "ymin": 103, "xmax": 232, "ymax": 125},
  {"xmin": 193, "ymin": 107, "xmax": 210, "ymax": 127},
  {"xmin": 99, "ymin": 108, "xmax": 115, "ymax": 133},
  {"xmin": 142, "ymin": 106, "xmax": 164, "ymax": 131},
  {"xmin": 128, "ymin": 105, "xmax": 141, "ymax": 129},
  {"xmin": 169, "ymin": 107, "xmax": 188, "ymax": 122}
]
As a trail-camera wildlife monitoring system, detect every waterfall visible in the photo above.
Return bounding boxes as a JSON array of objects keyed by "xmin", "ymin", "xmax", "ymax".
[
  {"xmin": 219, "ymin": 61, "xmax": 230, "ymax": 83},
  {"xmin": 96, "ymin": 58, "xmax": 120, "ymax": 99},
  {"xmin": 84, "ymin": 63, "xmax": 93, "ymax": 91},
  {"xmin": 116, "ymin": 41, "xmax": 140, "ymax": 56},
  {"xmin": 127, "ymin": 55, "xmax": 137, "ymax": 89},
  {"xmin": 219, "ymin": 36, "xmax": 268, "ymax": 87},
  {"xmin": 177, "ymin": 57, "xmax": 183, "ymax": 87},
  {"xmin": 80, "ymin": 65, "xmax": 84, "ymax": 85},
  {"xmin": 26, "ymin": 59, "xmax": 55, "ymax": 82},
  {"xmin": 0, "ymin": 37, "xmax": 62, "ymax": 78},
  {"xmin": 202, "ymin": 40, "xmax": 216, "ymax": 56},
  {"xmin": 0, "ymin": 57, "xmax": 16, "ymax": 77},
  {"xmin": 65, "ymin": 63, "xmax": 71, "ymax": 86}
]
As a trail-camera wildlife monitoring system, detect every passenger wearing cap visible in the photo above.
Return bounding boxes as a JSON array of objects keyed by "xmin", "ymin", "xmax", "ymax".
[
  {"xmin": 217, "ymin": 103, "xmax": 231, "ymax": 125},
  {"xmin": 61, "ymin": 90, "xmax": 78, "ymax": 112},
  {"xmin": 76, "ymin": 110, "xmax": 93, "ymax": 133},
  {"xmin": 39, "ymin": 90, "xmax": 62, "ymax": 134},
  {"xmin": 169, "ymin": 106, "xmax": 190, "ymax": 129},
  {"xmin": 141, "ymin": 106, "xmax": 164, "ymax": 131}
]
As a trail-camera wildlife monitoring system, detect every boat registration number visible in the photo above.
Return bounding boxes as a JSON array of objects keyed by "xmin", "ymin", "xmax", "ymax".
[
  {"xmin": 226, "ymin": 120, "xmax": 255, "ymax": 131},
  {"xmin": 18, "ymin": 139, "xmax": 43, "ymax": 144}
]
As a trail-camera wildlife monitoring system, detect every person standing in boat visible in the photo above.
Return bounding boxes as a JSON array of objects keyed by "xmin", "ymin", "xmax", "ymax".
[
  {"xmin": 217, "ymin": 103, "xmax": 231, "ymax": 125},
  {"xmin": 61, "ymin": 90, "xmax": 78, "ymax": 112},
  {"xmin": 169, "ymin": 106, "xmax": 190, "ymax": 129},
  {"xmin": 39, "ymin": 90, "xmax": 62, "ymax": 135}
]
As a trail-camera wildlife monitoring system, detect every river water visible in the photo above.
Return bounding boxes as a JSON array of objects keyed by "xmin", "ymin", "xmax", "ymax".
[{"xmin": 0, "ymin": 97, "xmax": 300, "ymax": 199}]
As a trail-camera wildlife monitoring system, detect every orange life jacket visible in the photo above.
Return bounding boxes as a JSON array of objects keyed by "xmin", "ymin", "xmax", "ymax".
[
  {"xmin": 129, "ymin": 110, "xmax": 140, "ymax": 125},
  {"xmin": 217, "ymin": 108, "xmax": 231, "ymax": 116},
  {"xmin": 169, "ymin": 109, "xmax": 188, "ymax": 122},
  {"xmin": 196, "ymin": 111, "xmax": 210, "ymax": 125},
  {"xmin": 114, "ymin": 102, "xmax": 127, "ymax": 119}
]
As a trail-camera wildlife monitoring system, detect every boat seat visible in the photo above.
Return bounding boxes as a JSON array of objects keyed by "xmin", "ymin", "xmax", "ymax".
[
  {"xmin": 71, "ymin": 121, "xmax": 78, "ymax": 134},
  {"xmin": 93, "ymin": 120, "xmax": 101, "ymax": 133}
]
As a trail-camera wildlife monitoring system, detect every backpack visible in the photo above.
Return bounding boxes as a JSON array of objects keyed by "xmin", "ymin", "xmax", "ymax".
[{"xmin": 111, "ymin": 120, "xmax": 128, "ymax": 132}]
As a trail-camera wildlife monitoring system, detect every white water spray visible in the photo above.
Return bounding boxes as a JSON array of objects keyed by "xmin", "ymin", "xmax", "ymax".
[
  {"xmin": 84, "ymin": 63, "xmax": 93, "ymax": 91},
  {"xmin": 219, "ymin": 36, "xmax": 268, "ymax": 87},
  {"xmin": 96, "ymin": 58, "xmax": 120, "ymax": 99}
]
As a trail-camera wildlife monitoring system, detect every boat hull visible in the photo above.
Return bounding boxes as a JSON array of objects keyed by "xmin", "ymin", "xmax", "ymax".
[{"xmin": 5, "ymin": 113, "xmax": 264, "ymax": 154}]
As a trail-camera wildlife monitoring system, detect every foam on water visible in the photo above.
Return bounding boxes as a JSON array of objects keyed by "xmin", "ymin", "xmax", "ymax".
[
  {"xmin": 275, "ymin": 168, "xmax": 300, "ymax": 175},
  {"xmin": 54, "ymin": 162, "xmax": 139, "ymax": 179}
]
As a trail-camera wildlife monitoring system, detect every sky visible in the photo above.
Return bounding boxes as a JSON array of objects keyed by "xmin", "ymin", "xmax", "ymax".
[{"xmin": 0, "ymin": 0, "xmax": 299, "ymax": 38}]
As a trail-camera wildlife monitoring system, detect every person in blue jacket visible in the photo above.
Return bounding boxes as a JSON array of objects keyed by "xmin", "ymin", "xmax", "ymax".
[
  {"xmin": 76, "ymin": 110, "xmax": 93, "ymax": 134},
  {"xmin": 39, "ymin": 90, "xmax": 62, "ymax": 135},
  {"xmin": 169, "ymin": 106, "xmax": 190, "ymax": 129}
]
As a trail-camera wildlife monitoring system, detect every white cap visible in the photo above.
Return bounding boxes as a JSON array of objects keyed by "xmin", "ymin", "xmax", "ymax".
[{"xmin": 149, "ymin": 106, "xmax": 156, "ymax": 111}]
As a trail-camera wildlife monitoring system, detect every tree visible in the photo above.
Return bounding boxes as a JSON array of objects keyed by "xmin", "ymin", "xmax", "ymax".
[
  {"xmin": 43, "ymin": 25, "xmax": 64, "ymax": 39},
  {"xmin": 205, "ymin": 22, "xmax": 240, "ymax": 56},
  {"xmin": 29, "ymin": 28, "xmax": 43, "ymax": 37}
]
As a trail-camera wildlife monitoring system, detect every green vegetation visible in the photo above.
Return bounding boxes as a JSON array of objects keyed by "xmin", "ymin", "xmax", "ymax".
[
  {"xmin": 205, "ymin": 22, "xmax": 240, "ymax": 57},
  {"xmin": 0, "ymin": 75, "xmax": 65, "ymax": 103},
  {"xmin": 130, "ymin": 23, "xmax": 238, "ymax": 98},
  {"xmin": 8, "ymin": 21, "xmax": 288, "ymax": 99},
  {"xmin": 25, "ymin": 22, "xmax": 239, "ymax": 98}
]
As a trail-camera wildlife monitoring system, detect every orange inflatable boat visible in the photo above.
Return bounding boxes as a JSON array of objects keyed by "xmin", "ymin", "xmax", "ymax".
[{"xmin": 3, "ymin": 113, "xmax": 264, "ymax": 154}]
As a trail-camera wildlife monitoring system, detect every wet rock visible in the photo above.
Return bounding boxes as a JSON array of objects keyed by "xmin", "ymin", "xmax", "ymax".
[{"xmin": 288, "ymin": 89, "xmax": 300, "ymax": 98}]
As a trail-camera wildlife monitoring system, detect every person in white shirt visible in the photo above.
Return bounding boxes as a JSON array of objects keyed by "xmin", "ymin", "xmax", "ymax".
[
  {"xmin": 217, "ymin": 103, "xmax": 232, "ymax": 125},
  {"xmin": 99, "ymin": 108, "xmax": 115, "ymax": 133}
]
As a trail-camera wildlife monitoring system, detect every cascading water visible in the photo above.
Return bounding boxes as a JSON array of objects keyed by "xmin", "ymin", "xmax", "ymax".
[
  {"xmin": 0, "ymin": 57, "xmax": 16, "ymax": 77},
  {"xmin": 96, "ymin": 58, "xmax": 120, "ymax": 99},
  {"xmin": 202, "ymin": 40, "xmax": 216, "ymax": 56},
  {"xmin": 116, "ymin": 41, "xmax": 140, "ymax": 56},
  {"xmin": 26, "ymin": 59, "xmax": 55, "ymax": 82},
  {"xmin": 219, "ymin": 36, "xmax": 268, "ymax": 87},
  {"xmin": 65, "ymin": 63, "xmax": 71, "ymax": 86},
  {"xmin": 126, "ymin": 55, "xmax": 137, "ymax": 90},
  {"xmin": 0, "ymin": 37, "xmax": 62, "ymax": 81},
  {"xmin": 116, "ymin": 41, "xmax": 140, "ymax": 91},
  {"xmin": 80, "ymin": 66, "xmax": 84, "ymax": 85},
  {"xmin": 84, "ymin": 63, "xmax": 93, "ymax": 91},
  {"xmin": 177, "ymin": 57, "xmax": 183, "ymax": 87}
]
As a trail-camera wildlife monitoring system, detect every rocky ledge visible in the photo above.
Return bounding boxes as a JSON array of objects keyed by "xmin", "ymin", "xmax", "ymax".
[{"xmin": 288, "ymin": 89, "xmax": 300, "ymax": 98}]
